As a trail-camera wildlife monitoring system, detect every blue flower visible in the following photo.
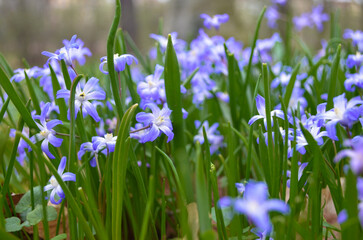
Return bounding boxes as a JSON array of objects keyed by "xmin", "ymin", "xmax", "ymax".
[
  {"xmin": 193, "ymin": 120, "xmax": 224, "ymax": 154},
  {"xmin": 42, "ymin": 35, "xmax": 80, "ymax": 66},
  {"xmin": 344, "ymin": 29, "xmax": 363, "ymax": 51},
  {"xmin": 92, "ymin": 133, "xmax": 117, "ymax": 153},
  {"xmin": 219, "ymin": 181, "xmax": 290, "ymax": 233},
  {"xmin": 63, "ymin": 37, "xmax": 92, "ymax": 66},
  {"xmin": 135, "ymin": 103, "xmax": 174, "ymax": 143},
  {"xmin": 320, "ymin": 94, "xmax": 363, "ymax": 141},
  {"xmin": 31, "ymin": 103, "xmax": 63, "ymax": 159},
  {"xmin": 57, "ymin": 77, "xmax": 106, "ymax": 122},
  {"xmin": 200, "ymin": 13, "xmax": 229, "ymax": 30},
  {"xmin": 347, "ymin": 52, "xmax": 363, "ymax": 69},
  {"xmin": 78, "ymin": 141, "xmax": 107, "ymax": 167},
  {"xmin": 265, "ymin": 6, "xmax": 280, "ymax": 29},
  {"xmin": 10, "ymin": 67, "xmax": 41, "ymax": 82},
  {"xmin": 337, "ymin": 209, "xmax": 348, "ymax": 224},
  {"xmin": 294, "ymin": 124, "xmax": 327, "ymax": 155},
  {"xmin": 44, "ymin": 157, "xmax": 76, "ymax": 204},
  {"xmin": 286, "ymin": 162, "xmax": 308, "ymax": 188},
  {"xmin": 99, "ymin": 54, "xmax": 138, "ymax": 74},
  {"xmin": 137, "ymin": 64, "xmax": 164, "ymax": 101},
  {"xmin": 310, "ymin": 5, "xmax": 329, "ymax": 32},
  {"xmin": 293, "ymin": 13, "xmax": 312, "ymax": 31},
  {"xmin": 345, "ymin": 71, "xmax": 363, "ymax": 92},
  {"xmin": 335, "ymin": 136, "xmax": 363, "ymax": 175},
  {"xmin": 248, "ymin": 94, "xmax": 286, "ymax": 130},
  {"xmin": 150, "ymin": 32, "xmax": 186, "ymax": 53}
]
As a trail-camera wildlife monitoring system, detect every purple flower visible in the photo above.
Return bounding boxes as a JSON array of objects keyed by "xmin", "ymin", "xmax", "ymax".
[
  {"xmin": 200, "ymin": 13, "xmax": 229, "ymax": 30},
  {"xmin": 347, "ymin": 52, "xmax": 363, "ymax": 69},
  {"xmin": 286, "ymin": 162, "xmax": 308, "ymax": 188},
  {"xmin": 44, "ymin": 157, "xmax": 76, "ymax": 204},
  {"xmin": 57, "ymin": 77, "xmax": 106, "ymax": 122},
  {"xmin": 10, "ymin": 67, "xmax": 40, "ymax": 82},
  {"xmin": 337, "ymin": 209, "xmax": 348, "ymax": 224},
  {"xmin": 335, "ymin": 136, "xmax": 363, "ymax": 175},
  {"xmin": 310, "ymin": 5, "xmax": 329, "ymax": 32},
  {"xmin": 345, "ymin": 71, "xmax": 363, "ymax": 92},
  {"xmin": 150, "ymin": 32, "xmax": 186, "ymax": 53},
  {"xmin": 293, "ymin": 13, "xmax": 312, "ymax": 32},
  {"xmin": 42, "ymin": 35, "xmax": 80, "ymax": 66},
  {"xmin": 92, "ymin": 133, "xmax": 117, "ymax": 153},
  {"xmin": 321, "ymin": 94, "xmax": 363, "ymax": 141},
  {"xmin": 31, "ymin": 103, "xmax": 63, "ymax": 159},
  {"xmin": 137, "ymin": 64, "xmax": 164, "ymax": 100},
  {"xmin": 193, "ymin": 120, "xmax": 224, "ymax": 154},
  {"xmin": 99, "ymin": 54, "xmax": 138, "ymax": 74},
  {"xmin": 265, "ymin": 6, "xmax": 280, "ymax": 29},
  {"xmin": 219, "ymin": 181, "xmax": 290, "ymax": 233},
  {"xmin": 135, "ymin": 103, "xmax": 174, "ymax": 143},
  {"xmin": 78, "ymin": 141, "xmax": 106, "ymax": 167},
  {"xmin": 248, "ymin": 94, "xmax": 286, "ymax": 130},
  {"xmin": 344, "ymin": 29, "xmax": 363, "ymax": 51},
  {"xmin": 271, "ymin": 0, "xmax": 286, "ymax": 5},
  {"xmin": 63, "ymin": 37, "xmax": 92, "ymax": 66}
]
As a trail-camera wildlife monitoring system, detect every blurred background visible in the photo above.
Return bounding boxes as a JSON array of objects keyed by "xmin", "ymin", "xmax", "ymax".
[{"xmin": 1, "ymin": 0, "xmax": 363, "ymax": 68}]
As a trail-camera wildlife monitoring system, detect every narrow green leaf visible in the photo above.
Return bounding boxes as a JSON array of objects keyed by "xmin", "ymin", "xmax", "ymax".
[
  {"xmin": 24, "ymin": 71, "xmax": 41, "ymax": 115},
  {"xmin": 327, "ymin": 44, "xmax": 341, "ymax": 109},
  {"xmin": 283, "ymin": 63, "xmax": 301, "ymax": 108},
  {"xmin": 0, "ymin": 53, "xmax": 13, "ymax": 77},
  {"xmin": 164, "ymin": 34, "xmax": 193, "ymax": 202},
  {"xmin": 139, "ymin": 176, "xmax": 155, "ymax": 240},
  {"xmin": 182, "ymin": 67, "xmax": 199, "ymax": 87},
  {"xmin": 60, "ymin": 60, "xmax": 72, "ymax": 89},
  {"xmin": 0, "ymin": 67, "xmax": 37, "ymax": 129},
  {"xmin": 51, "ymin": 233, "xmax": 67, "ymax": 240},
  {"xmin": 49, "ymin": 64, "xmax": 67, "ymax": 121},
  {"xmin": 0, "ymin": 98, "xmax": 10, "ymax": 124},
  {"xmin": 226, "ymin": 51, "xmax": 239, "ymax": 129}
]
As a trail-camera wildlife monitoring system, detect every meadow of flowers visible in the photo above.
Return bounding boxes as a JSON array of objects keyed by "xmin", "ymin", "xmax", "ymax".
[{"xmin": 1, "ymin": 0, "xmax": 363, "ymax": 239}]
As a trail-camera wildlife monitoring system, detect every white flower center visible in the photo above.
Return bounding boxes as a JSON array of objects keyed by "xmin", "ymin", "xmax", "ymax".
[
  {"xmin": 105, "ymin": 133, "xmax": 114, "ymax": 142},
  {"xmin": 148, "ymin": 80, "xmax": 155, "ymax": 88},
  {"xmin": 50, "ymin": 177, "xmax": 58, "ymax": 187},
  {"xmin": 155, "ymin": 116, "xmax": 164, "ymax": 126},
  {"xmin": 77, "ymin": 92, "xmax": 86, "ymax": 102},
  {"xmin": 40, "ymin": 130, "xmax": 50, "ymax": 138},
  {"xmin": 334, "ymin": 107, "xmax": 343, "ymax": 119}
]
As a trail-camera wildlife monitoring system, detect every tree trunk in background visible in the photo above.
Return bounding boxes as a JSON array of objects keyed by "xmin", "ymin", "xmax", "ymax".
[
  {"xmin": 121, "ymin": 0, "xmax": 138, "ymax": 44},
  {"xmin": 165, "ymin": 0, "xmax": 195, "ymax": 40}
]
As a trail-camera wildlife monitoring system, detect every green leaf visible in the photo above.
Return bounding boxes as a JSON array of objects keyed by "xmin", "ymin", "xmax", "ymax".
[
  {"xmin": 26, "ymin": 205, "xmax": 57, "ymax": 226},
  {"xmin": 0, "ymin": 98, "xmax": 10, "ymax": 124},
  {"xmin": 49, "ymin": 64, "xmax": 67, "ymax": 121},
  {"xmin": 211, "ymin": 206, "xmax": 233, "ymax": 227},
  {"xmin": 5, "ymin": 217, "xmax": 30, "ymax": 232},
  {"xmin": 0, "ymin": 52, "xmax": 13, "ymax": 77},
  {"xmin": 327, "ymin": 44, "xmax": 341, "ymax": 109},
  {"xmin": 0, "ymin": 66, "xmax": 38, "ymax": 129},
  {"xmin": 24, "ymin": 71, "xmax": 41, "ymax": 115},
  {"xmin": 51, "ymin": 233, "xmax": 67, "ymax": 240},
  {"xmin": 283, "ymin": 62, "xmax": 301, "ymax": 108},
  {"xmin": 15, "ymin": 186, "xmax": 42, "ymax": 214}
]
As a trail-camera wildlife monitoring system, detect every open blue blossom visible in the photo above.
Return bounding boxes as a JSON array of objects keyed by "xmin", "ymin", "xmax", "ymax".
[
  {"xmin": 344, "ymin": 29, "xmax": 363, "ymax": 51},
  {"xmin": 335, "ymin": 136, "xmax": 363, "ymax": 175},
  {"xmin": 200, "ymin": 13, "xmax": 229, "ymax": 30},
  {"xmin": 194, "ymin": 120, "xmax": 224, "ymax": 154},
  {"xmin": 219, "ymin": 181, "xmax": 290, "ymax": 234},
  {"xmin": 63, "ymin": 37, "xmax": 92, "ymax": 66},
  {"xmin": 57, "ymin": 77, "xmax": 106, "ymax": 122},
  {"xmin": 286, "ymin": 162, "xmax": 308, "ymax": 188},
  {"xmin": 347, "ymin": 52, "xmax": 363, "ymax": 69},
  {"xmin": 310, "ymin": 5, "xmax": 329, "ymax": 32},
  {"xmin": 78, "ymin": 141, "xmax": 107, "ymax": 167},
  {"xmin": 345, "ymin": 71, "xmax": 363, "ymax": 92},
  {"xmin": 293, "ymin": 13, "xmax": 312, "ymax": 32},
  {"xmin": 42, "ymin": 35, "xmax": 80, "ymax": 66},
  {"xmin": 320, "ymin": 94, "xmax": 363, "ymax": 141},
  {"xmin": 137, "ymin": 64, "xmax": 164, "ymax": 100},
  {"xmin": 99, "ymin": 54, "xmax": 138, "ymax": 74},
  {"xmin": 265, "ymin": 6, "xmax": 280, "ymax": 29},
  {"xmin": 150, "ymin": 32, "xmax": 186, "ymax": 53},
  {"xmin": 10, "ymin": 127, "xmax": 31, "ymax": 165},
  {"xmin": 294, "ymin": 124, "xmax": 327, "ymax": 155},
  {"xmin": 135, "ymin": 103, "xmax": 174, "ymax": 143},
  {"xmin": 248, "ymin": 94, "xmax": 286, "ymax": 130},
  {"xmin": 31, "ymin": 103, "xmax": 63, "ymax": 159},
  {"xmin": 92, "ymin": 133, "xmax": 117, "ymax": 153},
  {"xmin": 44, "ymin": 157, "xmax": 76, "ymax": 204},
  {"xmin": 10, "ymin": 67, "xmax": 40, "ymax": 82}
]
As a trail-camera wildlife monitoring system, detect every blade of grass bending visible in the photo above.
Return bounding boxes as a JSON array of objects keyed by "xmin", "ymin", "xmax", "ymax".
[
  {"xmin": 68, "ymin": 75, "xmax": 83, "ymax": 173},
  {"xmin": 0, "ymin": 98, "xmax": 10, "ymax": 124},
  {"xmin": 107, "ymin": 0, "xmax": 124, "ymax": 118},
  {"xmin": 17, "ymin": 133, "xmax": 96, "ymax": 240},
  {"xmin": 283, "ymin": 63, "xmax": 300, "ymax": 108},
  {"xmin": 139, "ymin": 176, "xmax": 155, "ymax": 240},
  {"xmin": 182, "ymin": 67, "xmax": 199, "ymax": 87},
  {"xmin": 124, "ymin": 32, "xmax": 151, "ymax": 73},
  {"xmin": 225, "ymin": 51, "xmax": 240, "ymax": 129},
  {"xmin": 326, "ymin": 44, "xmax": 341, "ymax": 109},
  {"xmin": 246, "ymin": 74, "xmax": 261, "ymax": 179},
  {"xmin": 279, "ymin": 96, "xmax": 289, "ymax": 201},
  {"xmin": 112, "ymin": 104, "xmax": 138, "ymax": 240},
  {"xmin": 245, "ymin": 7, "xmax": 266, "ymax": 89},
  {"xmin": 1, "ymin": 101, "xmax": 27, "ymax": 197},
  {"xmin": 164, "ymin": 34, "xmax": 194, "ymax": 202},
  {"xmin": 0, "ymin": 53, "xmax": 13, "ymax": 77},
  {"xmin": 49, "ymin": 65, "xmax": 67, "ymax": 122},
  {"xmin": 115, "ymin": 28, "xmax": 140, "ymax": 104},
  {"xmin": 196, "ymin": 142, "xmax": 212, "ymax": 234},
  {"xmin": 262, "ymin": 63, "xmax": 275, "ymax": 196},
  {"xmin": 0, "ymin": 67, "xmax": 38, "ymax": 129},
  {"xmin": 24, "ymin": 72, "xmax": 41, "ymax": 115}
]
